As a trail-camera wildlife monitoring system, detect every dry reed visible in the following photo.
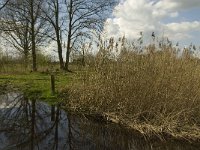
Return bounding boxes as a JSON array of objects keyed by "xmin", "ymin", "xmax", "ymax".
[{"xmin": 65, "ymin": 44, "xmax": 200, "ymax": 140}]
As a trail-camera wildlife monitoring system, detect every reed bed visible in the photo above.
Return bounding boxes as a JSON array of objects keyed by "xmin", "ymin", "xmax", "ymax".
[{"xmin": 66, "ymin": 45, "xmax": 200, "ymax": 140}]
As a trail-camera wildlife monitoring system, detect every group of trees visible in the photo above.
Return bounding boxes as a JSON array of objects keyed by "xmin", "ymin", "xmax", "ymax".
[{"xmin": 0, "ymin": 0, "xmax": 117, "ymax": 71}]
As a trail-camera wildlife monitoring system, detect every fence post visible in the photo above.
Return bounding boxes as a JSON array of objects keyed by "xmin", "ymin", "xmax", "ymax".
[{"xmin": 51, "ymin": 74, "xmax": 55, "ymax": 95}]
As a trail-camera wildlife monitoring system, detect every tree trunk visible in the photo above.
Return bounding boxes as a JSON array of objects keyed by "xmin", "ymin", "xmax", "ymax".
[
  {"xmin": 55, "ymin": 0, "xmax": 64, "ymax": 70},
  {"xmin": 64, "ymin": 0, "xmax": 72, "ymax": 72},
  {"xmin": 24, "ymin": 21, "xmax": 29, "ymax": 70},
  {"xmin": 82, "ymin": 48, "xmax": 85, "ymax": 67},
  {"xmin": 24, "ymin": 51, "xmax": 29, "ymax": 69},
  {"xmin": 56, "ymin": 30, "xmax": 64, "ymax": 70},
  {"xmin": 31, "ymin": 27, "xmax": 37, "ymax": 71},
  {"xmin": 31, "ymin": 0, "xmax": 37, "ymax": 72},
  {"xmin": 65, "ymin": 37, "xmax": 71, "ymax": 71}
]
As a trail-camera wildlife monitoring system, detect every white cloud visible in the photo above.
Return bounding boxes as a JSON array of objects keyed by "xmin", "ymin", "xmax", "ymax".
[
  {"xmin": 104, "ymin": 0, "xmax": 161, "ymax": 39},
  {"xmin": 154, "ymin": 0, "xmax": 178, "ymax": 11},
  {"xmin": 169, "ymin": 12, "xmax": 179, "ymax": 18},
  {"xmin": 165, "ymin": 21, "xmax": 200, "ymax": 32},
  {"xmin": 163, "ymin": 21, "xmax": 200, "ymax": 41},
  {"xmin": 174, "ymin": 0, "xmax": 200, "ymax": 9},
  {"xmin": 154, "ymin": 0, "xmax": 200, "ymax": 11},
  {"xmin": 104, "ymin": 0, "xmax": 200, "ymax": 44}
]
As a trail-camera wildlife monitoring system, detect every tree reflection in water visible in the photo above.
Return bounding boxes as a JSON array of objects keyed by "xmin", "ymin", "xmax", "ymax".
[
  {"xmin": 0, "ymin": 93, "xmax": 199, "ymax": 150},
  {"xmin": 0, "ymin": 93, "xmax": 69, "ymax": 150}
]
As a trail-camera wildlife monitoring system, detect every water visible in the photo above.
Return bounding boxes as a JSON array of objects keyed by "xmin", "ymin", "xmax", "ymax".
[{"xmin": 0, "ymin": 93, "xmax": 199, "ymax": 150}]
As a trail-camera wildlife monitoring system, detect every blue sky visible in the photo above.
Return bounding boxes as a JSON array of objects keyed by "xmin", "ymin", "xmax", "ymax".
[{"xmin": 104, "ymin": 0, "xmax": 200, "ymax": 47}]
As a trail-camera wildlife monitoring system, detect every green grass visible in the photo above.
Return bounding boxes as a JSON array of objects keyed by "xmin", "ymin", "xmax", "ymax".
[{"xmin": 0, "ymin": 72, "xmax": 72, "ymax": 104}]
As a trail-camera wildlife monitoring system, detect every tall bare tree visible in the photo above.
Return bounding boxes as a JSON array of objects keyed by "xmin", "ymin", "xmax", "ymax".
[
  {"xmin": 43, "ymin": 0, "xmax": 65, "ymax": 70},
  {"xmin": 64, "ymin": 0, "xmax": 117, "ymax": 71},
  {"xmin": 0, "ymin": 1, "xmax": 32, "ymax": 68},
  {"xmin": 30, "ymin": 0, "xmax": 40, "ymax": 71},
  {"xmin": 0, "ymin": 0, "xmax": 50, "ymax": 70}
]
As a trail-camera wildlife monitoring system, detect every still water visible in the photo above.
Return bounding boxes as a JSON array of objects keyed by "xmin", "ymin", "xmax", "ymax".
[{"xmin": 0, "ymin": 93, "xmax": 199, "ymax": 150}]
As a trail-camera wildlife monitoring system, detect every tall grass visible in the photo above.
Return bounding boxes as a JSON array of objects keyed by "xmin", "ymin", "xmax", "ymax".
[
  {"xmin": 0, "ymin": 51, "xmax": 56, "ymax": 73},
  {"xmin": 67, "ymin": 44, "xmax": 200, "ymax": 140}
]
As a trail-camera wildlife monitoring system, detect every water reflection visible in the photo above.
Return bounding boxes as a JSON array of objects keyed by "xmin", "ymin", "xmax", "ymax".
[
  {"xmin": 0, "ymin": 93, "xmax": 199, "ymax": 150},
  {"xmin": 0, "ymin": 93, "xmax": 68, "ymax": 150}
]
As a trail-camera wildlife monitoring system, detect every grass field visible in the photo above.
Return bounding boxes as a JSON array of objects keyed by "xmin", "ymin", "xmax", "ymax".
[{"xmin": 0, "ymin": 72, "xmax": 72, "ymax": 104}]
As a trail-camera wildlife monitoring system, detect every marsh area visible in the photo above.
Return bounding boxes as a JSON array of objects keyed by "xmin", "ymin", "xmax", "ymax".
[{"xmin": 0, "ymin": 92, "xmax": 199, "ymax": 150}]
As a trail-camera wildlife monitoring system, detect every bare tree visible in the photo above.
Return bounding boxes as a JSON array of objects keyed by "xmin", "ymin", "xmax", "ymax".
[
  {"xmin": 16, "ymin": 0, "xmax": 47, "ymax": 71},
  {"xmin": 30, "ymin": 0, "xmax": 39, "ymax": 71},
  {"xmin": 0, "ymin": 0, "xmax": 50, "ymax": 70},
  {"xmin": 64, "ymin": 0, "xmax": 117, "ymax": 71},
  {"xmin": 1, "ymin": 0, "xmax": 117, "ymax": 71},
  {"xmin": 0, "ymin": 1, "xmax": 32, "ymax": 68},
  {"xmin": 43, "ymin": 0, "xmax": 65, "ymax": 70}
]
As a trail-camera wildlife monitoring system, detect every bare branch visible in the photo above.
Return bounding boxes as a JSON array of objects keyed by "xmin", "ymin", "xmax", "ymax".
[{"xmin": 0, "ymin": 0, "xmax": 10, "ymax": 10}]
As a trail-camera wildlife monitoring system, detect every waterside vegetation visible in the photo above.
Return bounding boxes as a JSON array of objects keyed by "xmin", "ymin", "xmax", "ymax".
[
  {"xmin": 65, "ymin": 45, "xmax": 200, "ymax": 142},
  {"xmin": 1, "ymin": 40, "xmax": 200, "ymax": 143}
]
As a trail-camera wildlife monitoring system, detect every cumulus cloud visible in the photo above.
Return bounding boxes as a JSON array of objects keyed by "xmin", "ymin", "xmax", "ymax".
[
  {"xmin": 104, "ymin": 0, "xmax": 200, "ymax": 44},
  {"xmin": 165, "ymin": 21, "xmax": 200, "ymax": 32},
  {"xmin": 173, "ymin": 0, "xmax": 200, "ymax": 10}
]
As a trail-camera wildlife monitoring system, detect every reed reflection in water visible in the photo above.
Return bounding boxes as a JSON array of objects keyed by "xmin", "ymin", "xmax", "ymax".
[{"xmin": 0, "ymin": 93, "xmax": 199, "ymax": 150}]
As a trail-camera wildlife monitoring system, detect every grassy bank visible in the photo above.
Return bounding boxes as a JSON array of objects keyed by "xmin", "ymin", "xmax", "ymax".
[
  {"xmin": 65, "ymin": 46, "xmax": 200, "ymax": 141},
  {"xmin": 0, "ymin": 72, "xmax": 72, "ymax": 104}
]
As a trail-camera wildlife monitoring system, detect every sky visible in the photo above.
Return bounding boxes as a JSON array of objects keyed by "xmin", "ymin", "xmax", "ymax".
[
  {"xmin": 104, "ymin": 0, "xmax": 200, "ymax": 47},
  {"xmin": 1, "ymin": 0, "xmax": 200, "ymax": 58}
]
